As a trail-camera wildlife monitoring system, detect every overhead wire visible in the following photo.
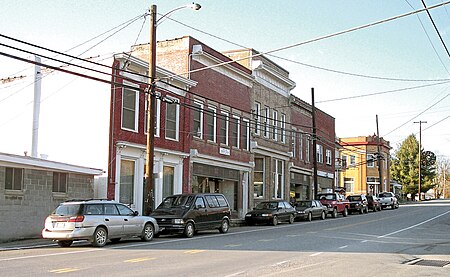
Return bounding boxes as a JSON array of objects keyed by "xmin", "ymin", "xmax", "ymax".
[{"xmin": 420, "ymin": 0, "xmax": 450, "ymax": 58}]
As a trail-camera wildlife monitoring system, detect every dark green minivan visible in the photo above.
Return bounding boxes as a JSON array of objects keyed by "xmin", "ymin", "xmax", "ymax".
[{"xmin": 150, "ymin": 193, "xmax": 231, "ymax": 238}]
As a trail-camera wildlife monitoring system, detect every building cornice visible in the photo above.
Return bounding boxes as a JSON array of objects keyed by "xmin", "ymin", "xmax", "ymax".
[
  {"xmin": 191, "ymin": 46, "xmax": 254, "ymax": 88},
  {"xmin": 253, "ymin": 60, "xmax": 296, "ymax": 97},
  {"xmin": 190, "ymin": 149, "xmax": 253, "ymax": 172}
]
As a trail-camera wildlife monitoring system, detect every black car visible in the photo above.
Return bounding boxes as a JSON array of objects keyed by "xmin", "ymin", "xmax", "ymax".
[
  {"xmin": 150, "ymin": 193, "xmax": 231, "ymax": 238},
  {"xmin": 245, "ymin": 200, "xmax": 296, "ymax": 226},
  {"xmin": 293, "ymin": 200, "xmax": 327, "ymax": 221},
  {"xmin": 347, "ymin": 194, "xmax": 369, "ymax": 214}
]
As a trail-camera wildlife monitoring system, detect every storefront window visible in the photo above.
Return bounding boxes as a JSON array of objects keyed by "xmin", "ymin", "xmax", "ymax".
[
  {"xmin": 254, "ymin": 158, "xmax": 264, "ymax": 198},
  {"xmin": 120, "ymin": 160, "xmax": 135, "ymax": 205},
  {"xmin": 163, "ymin": 166, "xmax": 174, "ymax": 199},
  {"xmin": 273, "ymin": 159, "xmax": 284, "ymax": 199}
]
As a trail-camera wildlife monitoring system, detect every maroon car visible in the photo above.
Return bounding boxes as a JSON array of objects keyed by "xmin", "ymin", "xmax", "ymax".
[{"xmin": 367, "ymin": 195, "xmax": 382, "ymax": 212}]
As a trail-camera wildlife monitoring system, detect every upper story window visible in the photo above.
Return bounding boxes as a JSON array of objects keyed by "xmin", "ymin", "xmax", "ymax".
[
  {"xmin": 219, "ymin": 111, "xmax": 229, "ymax": 145},
  {"xmin": 53, "ymin": 172, "xmax": 67, "ymax": 193},
  {"xmin": 272, "ymin": 110, "xmax": 278, "ymax": 141},
  {"xmin": 291, "ymin": 132, "xmax": 296, "ymax": 158},
  {"xmin": 350, "ymin": 155, "xmax": 356, "ymax": 166},
  {"xmin": 145, "ymin": 95, "xmax": 160, "ymax": 137},
  {"xmin": 165, "ymin": 97, "xmax": 179, "ymax": 141},
  {"xmin": 280, "ymin": 113, "xmax": 286, "ymax": 143},
  {"xmin": 193, "ymin": 101, "xmax": 203, "ymax": 139},
  {"xmin": 367, "ymin": 154, "xmax": 375, "ymax": 167},
  {"xmin": 243, "ymin": 118, "xmax": 250, "ymax": 151},
  {"xmin": 264, "ymin": 106, "xmax": 270, "ymax": 138},
  {"xmin": 121, "ymin": 85, "xmax": 139, "ymax": 132},
  {"xmin": 299, "ymin": 133, "xmax": 303, "ymax": 160},
  {"xmin": 253, "ymin": 102, "xmax": 261, "ymax": 135},
  {"xmin": 5, "ymin": 167, "xmax": 23, "ymax": 191},
  {"xmin": 316, "ymin": 144, "xmax": 324, "ymax": 163},
  {"xmin": 341, "ymin": 155, "xmax": 348, "ymax": 168},
  {"xmin": 305, "ymin": 136, "xmax": 310, "ymax": 163},
  {"xmin": 206, "ymin": 106, "xmax": 216, "ymax": 142},
  {"xmin": 326, "ymin": 149, "xmax": 332, "ymax": 165},
  {"xmin": 231, "ymin": 115, "xmax": 240, "ymax": 148}
]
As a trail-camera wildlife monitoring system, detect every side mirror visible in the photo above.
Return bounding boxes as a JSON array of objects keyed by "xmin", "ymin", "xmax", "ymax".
[{"xmin": 133, "ymin": 211, "xmax": 139, "ymax": 216}]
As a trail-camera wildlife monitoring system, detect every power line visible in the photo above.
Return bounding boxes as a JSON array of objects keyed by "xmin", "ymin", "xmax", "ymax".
[
  {"xmin": 159, "ymin": 1, "xmax": 450, "ymax": 82},
  {"xmin": 167, "ymin": 14, "xmax": 449, "ymax": 82},
  {"xmin": 420, "ymin": 0, "xmax": 450, "ymax": 58}
]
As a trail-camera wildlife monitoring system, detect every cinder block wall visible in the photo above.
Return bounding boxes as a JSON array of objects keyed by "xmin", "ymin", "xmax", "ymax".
[{"xmin": 0, "ymin": 167, "xmax": 94, "ymax": 242}]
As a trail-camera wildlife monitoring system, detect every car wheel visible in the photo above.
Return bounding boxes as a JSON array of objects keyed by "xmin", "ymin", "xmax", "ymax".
[
  {"xmin": 320, "ymin": 211, "xmax": 326, "ymax": 220},
  {"xmin": 332, "ymin": 208, "xmax": 338, "ymax": 218},
  {"xmin": 343, "ymin": 207, "xmax": 348, "ymax": 217},
  {"xmin": 219, "ymin": 219, "xmax": 229, "ymax": 233},
  {"xmin": 141, "ymin": 223, "xmax": 154, "ymax": 241},
  {"xmin": 395, "ymin": 202, "xmax": 400, "ymax": 209},
  {"xmin": 92, "ymin": 226, "xmax": 108, "ymax": 247},
  {"xmin": 307, "ymin": 212, "xmax": 312, "ymax": 222},
  {"xmin": 289, "ymin": 214, "xmax": 295, "ymax": 224},
  {"xmin": 184, "ymin": 222, "xmax": 195, "ymax": 238},
  {"xmin": 272, "ymin": 216, "xmax": 278, "ymax": 226},
  {"xmin": 391, "ymin": 204, "xmax": 395, "ymax": 209},
  {"xmin": 110, "ymin": 238, "xmax": 121, "ymax": 243},
  {"xmin": 57, "ymin": 240, "xmax": 72, "ymax": 247}
]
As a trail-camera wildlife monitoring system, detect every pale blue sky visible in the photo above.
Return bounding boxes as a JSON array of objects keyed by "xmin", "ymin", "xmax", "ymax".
[{"xmin": 1, "ymin": 0, "xmax": 449, "ymax": 171}]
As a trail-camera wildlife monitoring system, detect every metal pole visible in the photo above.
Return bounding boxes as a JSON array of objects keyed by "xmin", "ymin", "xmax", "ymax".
[
  {"xmin": 311, "ymin": 88, "xmax": 318, "ymax": 199},
  {"xmin": 32, "ymin": 55, "xmax": 42, "ymax": 158},
  {"xmin": 144, "ymin": 4, "xmax": 157, "ymax": 215}
]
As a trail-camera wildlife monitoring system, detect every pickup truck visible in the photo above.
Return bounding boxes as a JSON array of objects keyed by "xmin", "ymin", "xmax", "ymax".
[
  {"xmin": 317, "ymin": 193, "xmax": 350, "ymax": 218},
  {"xmin": 377, "ymin": 192, "xmax": 399, "ymax": 209}
]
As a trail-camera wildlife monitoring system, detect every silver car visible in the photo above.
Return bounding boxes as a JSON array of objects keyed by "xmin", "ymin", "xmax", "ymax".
[{"xmin": 42, "ymin": 199, "xmax": 159, "ymax": 247}]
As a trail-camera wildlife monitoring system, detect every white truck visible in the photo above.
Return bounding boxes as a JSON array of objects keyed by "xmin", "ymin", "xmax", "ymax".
[{"xmin": 377, "ymin": 192, "xmax": 399, "ymax": 209}]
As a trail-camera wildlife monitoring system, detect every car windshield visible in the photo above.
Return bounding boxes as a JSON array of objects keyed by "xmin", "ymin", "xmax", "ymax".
[
  {"xmin": 378, "ymin": 193, "xmax": 390, "ymax": 198},
  {"xmin": 318, "ymin": 194, "xmax": 336, "ymax": 201},
  {"xmin": 255, "ymin": 202, "xmax": 278, "ymax": 210},
  {"xmin": 348, "ymin": 196, "xmax": 362, "ymax": 201},
  {"xmin": 295, "ymin": 201, "xmax": 312, "ymax": 208},
  {"xmin": 157, "ymin": 195, "xmax": 194, "ymax": 209},
  {"xmin": 54, "ymin": 204, "xmax": 81, "ymax": 216}
]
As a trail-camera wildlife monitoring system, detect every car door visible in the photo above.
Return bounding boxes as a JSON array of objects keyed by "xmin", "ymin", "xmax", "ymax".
[
  {"xmin": 277, "ymin": 201, "xmax": 287, "ymax": 221},
  {"xmin": 204, "ymin": 195, "xmax": 221, "ymax": 228},
  {"xmin": 192, "ymin": 196, "xmax": 208, "ymax": 230},
  {"xmin": 310, "ymin": 201, "xmax": 318, "ymax": 218},
  {"xmin": 116, "ymin": 204, "xmax": 142, "ymax": 235},
  {"xmin": 103, "ymin": 204, "xmax": 123, "ymax": 237}
]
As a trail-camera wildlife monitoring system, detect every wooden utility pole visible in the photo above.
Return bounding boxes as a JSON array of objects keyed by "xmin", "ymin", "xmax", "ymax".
[
  {"xmin": 414, "ymin": 120, "xmax": 427, "ymax": 201},
  {"xmin": 312, "ymin": 88, "xmax": 318, "ymax": 199},
  {"xmin": 376, "ymin": 115, "xmax": 382, "ymax": 193},
  {"xmin": 143, "ymin": 4, "xmax": 157, "ymax": 215}
]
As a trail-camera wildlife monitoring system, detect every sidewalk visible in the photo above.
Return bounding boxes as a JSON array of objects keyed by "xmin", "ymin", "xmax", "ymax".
[{"xmin": 0, "ymin": 237, "xmax": 56, "ymax": 251}]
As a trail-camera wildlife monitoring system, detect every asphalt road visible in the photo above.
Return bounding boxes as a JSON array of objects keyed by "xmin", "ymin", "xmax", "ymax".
[{"xmin": 1, "ymin": 200, "xmax": 450, "ymax": 276}]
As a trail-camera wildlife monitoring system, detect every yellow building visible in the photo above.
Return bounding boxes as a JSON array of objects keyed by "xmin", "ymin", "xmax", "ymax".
[{"xmin": 338, "ymin": 135, "xmax": 391, "ymax": 195}]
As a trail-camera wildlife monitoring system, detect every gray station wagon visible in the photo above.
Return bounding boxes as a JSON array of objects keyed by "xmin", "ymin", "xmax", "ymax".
[{"xmin": 42, "ymin": 199, "xmax": 159, "ymax": 247}]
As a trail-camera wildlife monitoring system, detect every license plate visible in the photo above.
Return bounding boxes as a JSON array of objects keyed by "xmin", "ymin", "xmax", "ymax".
[{"xmin": 53, "ymin": 222, "xmax": 65, "ymax": 228}]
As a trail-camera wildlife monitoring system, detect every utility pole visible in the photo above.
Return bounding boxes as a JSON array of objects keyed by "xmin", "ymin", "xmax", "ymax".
[
  {"xmin": 376, "ymin": 115, "xmax": 382, "ymax": 193},
  {"xmin": 32, "ymin": 55, "xmax": 42, "ymax": 158},
  {"xmin": 143, "ymin": 4, "xmax": 157, "ymax": 215},
  {"xmin": 311, "ymin": 88, "xmax": 318, "ymax": 199},
  {"xmin": 414, "ymin": 120, "xmax": 427, "ymax": 201}
]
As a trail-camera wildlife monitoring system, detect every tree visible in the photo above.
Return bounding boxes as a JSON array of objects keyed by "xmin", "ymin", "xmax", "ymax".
[{"xmin": 390, "ymin": 134, "xmax": 436, "ymax": 195}]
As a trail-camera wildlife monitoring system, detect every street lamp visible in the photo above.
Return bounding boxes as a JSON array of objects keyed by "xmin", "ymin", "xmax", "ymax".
[{"xmin": 144, "ymin": 3, "xmax": 201, "ymax": 215}]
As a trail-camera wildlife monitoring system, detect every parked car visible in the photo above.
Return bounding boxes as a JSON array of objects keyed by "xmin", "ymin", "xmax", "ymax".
[
  {"xmin": 317, "ymin": 192, "xmax": 350, "ymax": 218},
  {"xmin": 151, "ymin": 193, "xmax": 231, "ymax": 238},
  {"xmin": 42, "ymin": 199, "xmax": 158, "ymax": 247},
  {"xmin": 293, "ymin": 200, "xmax": 327, "ymax": 221},
  {"xmin": 378, "ymin": 192, "xmax": 399, "ymax": 209},
  {"xmin": 367, "ymin": 195, "xmax": 382, "ymax": 212},
  {"xmin": 347, "ymin": 194, "xmax": 369, "ymax": 214},
  {"xmin": 245, "ymin": 200, "xmax": 296, "ymax": 226}
]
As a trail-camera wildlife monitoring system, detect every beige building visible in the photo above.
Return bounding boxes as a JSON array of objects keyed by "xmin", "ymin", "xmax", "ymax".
[{"xmin": 338, "ymin": 135, "xmax": 391, "ymax": 195}]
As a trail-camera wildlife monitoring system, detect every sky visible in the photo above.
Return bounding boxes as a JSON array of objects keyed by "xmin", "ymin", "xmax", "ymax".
[{"xmin": 1, "ymin": 0, "xmax": 449, "ymax": 173}]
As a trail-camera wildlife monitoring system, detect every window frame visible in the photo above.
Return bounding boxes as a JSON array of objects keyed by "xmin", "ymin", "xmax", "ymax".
[
  {"xmin": 264, "ymin": 106, "xmax": 270, "ymax": 138},
  {"xmin": 52, "ymin": 172, "xmax": 68, "ymax": 193},
  {"xmin": 326, "ymin": 149, "xmax": 332, "ymax": 165},
  {"xmin": 206, "ymin": 106, "xmax": 217, "ymax": 142},
  {"xmin": 272, "ymin": 109, "xmax": 278, "ymax": 141},
  {"xmin": 280, "ymin": 113, "xmax": 286, "ymax": 143},
  {"xmin": 165, "ymin": 97, "xmax": 180, "ymax": 141},
  {"xmin": 231, "ymin": 114, "xmax": 240, "ymax": 148},
  {"xmin": 5, "ymin": 167, "xmax": 23, "ymax": 191},
  {"xmin": 253, "ymin": 102, "xmax": 261, "ymax": 135},
  {"xmin": 219, "ymin": 110, "xmax": 229, "ymax": 145},
  {"xmin": 243, "ymin": 118, "xmax": 250, "ymax": 151},
  {"xmin": 121, "ymin": 83, "xmax": 140, "ymax": 132},
  {"xmin": 253, "ymin": 157, "xmax": 265, "ymax": 198},
  {"xmin": 192, "ymin": 101, "xmax": 203, "ymax": 139},
  {"xmin": 316, "ymin": 144, "xmax": 324, "ymax": 164}
]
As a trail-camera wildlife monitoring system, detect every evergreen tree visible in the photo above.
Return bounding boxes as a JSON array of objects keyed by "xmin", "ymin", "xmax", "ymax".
[{"xmin": 390, "ymin": 134, "xmax": 436, "ymax": 195}]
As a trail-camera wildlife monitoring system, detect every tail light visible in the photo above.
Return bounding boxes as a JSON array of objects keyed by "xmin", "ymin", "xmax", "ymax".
[{"xmin": 68, "ymin": 215, "xmax": 85, "ymax": 222}]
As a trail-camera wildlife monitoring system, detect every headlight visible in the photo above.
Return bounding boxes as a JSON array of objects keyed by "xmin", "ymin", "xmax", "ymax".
[
  {"xmin": 261, "ymin": 214, "xmax": 272, "ymax": 217},
  {"xmin": 298, "ymin": 211, "xmax": 305, "ymax": 214},
  {"xmin": 245, "ymin": 214, "xmax": 251, "ymax": 217},
  {"xmin": 173, "ymin": 219, "xmax": 184, "ymax": 224}
]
